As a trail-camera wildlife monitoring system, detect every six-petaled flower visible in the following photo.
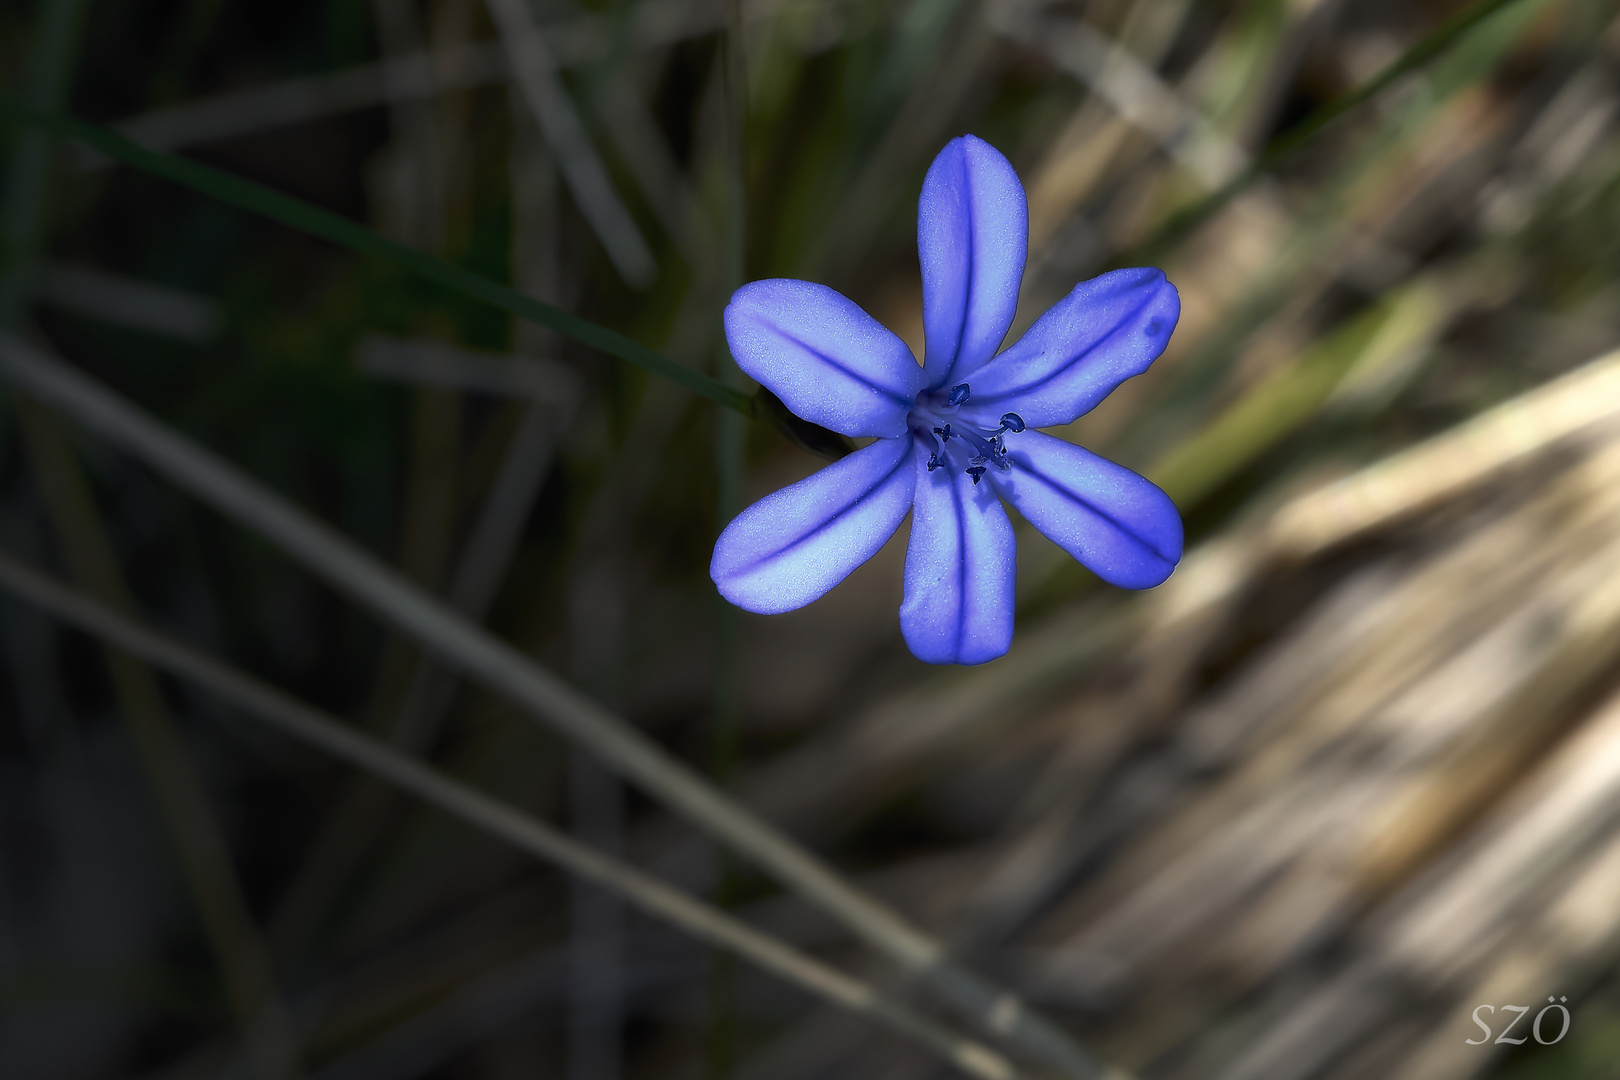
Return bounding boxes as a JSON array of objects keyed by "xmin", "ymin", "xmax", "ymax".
[{"xmin": 710, "ymin": 135, "xmax": 1184, "ymax": 665}]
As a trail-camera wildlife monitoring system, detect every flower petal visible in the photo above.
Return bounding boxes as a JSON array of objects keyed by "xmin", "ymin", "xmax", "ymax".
[
  {"xmin": 900, "ymin": 441, "xmax": 1016, "ymax": 665},
  {"xmin": 919, "ymin": 135, "xmax": 1028, "ymax": 391},
  {"xmin": 712, "ymin": 436, "xmax": 916, "ymax": 614},
  {"xmin": 993, "ymin": 430, "xmax": 1181, "ymax": 589},
  {"xmin": 725, "ymin": 279, "xmax": 924, "ymax": 438},
  {"xmin": 960, "ymin": 268, "xmax": 1179, "ymax": 430}
]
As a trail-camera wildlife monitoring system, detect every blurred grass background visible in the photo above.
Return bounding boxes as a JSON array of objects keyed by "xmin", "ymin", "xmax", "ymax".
[{"xmin": 5, "ymin": 0, "xmax": 1620, "ymax": 1078}]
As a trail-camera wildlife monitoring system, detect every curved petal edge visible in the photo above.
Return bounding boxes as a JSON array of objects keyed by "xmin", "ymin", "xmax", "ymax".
[
  {"xmin": 725, "ymin": 280, "xmax": 924, "ymax": 439},
  {"xmin": 963, "ymin": 267, "xmax": 1179, "ymax": 430},
  {"xmin": 919, "ymin": 135, "xmax": 1029, "ymax": 391},
  {"xmin": 900, "ymin": 441, "xmax": 1016, "ymax": 665},
  {"xmin": 993, "ymin": 430, "xmax": 1181, "ymax": 590},
  {"xmin": 712, "ymin": 436, "xmax": 917, "ymax": 614}
]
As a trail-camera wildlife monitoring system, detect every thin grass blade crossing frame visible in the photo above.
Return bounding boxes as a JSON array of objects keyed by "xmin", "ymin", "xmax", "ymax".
[
  {"xmin": 0, "ymin": 550, "xmax": 1022, "ymax": 1080},
  {"xmin": 0, "ymin": 98, "xmax": 749, "ymax": 414},
  {"xmin": 0, "ymin": 334, "xmax": 1121, "ymax": 1080}
]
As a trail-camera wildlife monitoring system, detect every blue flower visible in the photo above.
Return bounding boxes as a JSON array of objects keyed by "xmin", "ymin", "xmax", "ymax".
[{"xmin": 711, "ymin": 135, "xmax": 1183, "ymax": 665}]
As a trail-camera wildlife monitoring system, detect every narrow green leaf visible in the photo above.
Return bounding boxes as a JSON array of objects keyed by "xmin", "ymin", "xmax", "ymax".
[
  {"xmin": 1128, "ymin": 0, "xmax": 1533, "ymax": 263},
  {"xmin": 0, "ymin": 96, "xmax": 754, "ymax": 416}
]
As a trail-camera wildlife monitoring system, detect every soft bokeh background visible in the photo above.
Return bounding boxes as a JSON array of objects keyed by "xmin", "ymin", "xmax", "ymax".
[{"xmin": 5, "ymin": 0, "xmax": 1620, "ymax": 1078}]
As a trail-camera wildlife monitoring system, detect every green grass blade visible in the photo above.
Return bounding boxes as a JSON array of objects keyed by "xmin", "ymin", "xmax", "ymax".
[
  {"xmin": 1128, "ymin": 0, "xmax": 1534, "ymax": 263},
  {"xmin": 0, "ymin": 96, "xmax": 752, "ymax": 415}
]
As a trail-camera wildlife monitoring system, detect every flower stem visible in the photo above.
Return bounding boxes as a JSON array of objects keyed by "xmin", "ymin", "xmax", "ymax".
[
  {"xmin": 708, "ymin": 6, "xmax": 749, "ymax": 1075},
  {"xmin": 0, "ymin": 94, "xmax": 749, "ymax": 414}
]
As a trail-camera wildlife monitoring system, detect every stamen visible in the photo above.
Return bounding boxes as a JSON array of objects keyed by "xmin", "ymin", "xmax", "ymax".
[{"xmin": 912, "ymin": 405, "xmax": 1021, "ymax": 482}]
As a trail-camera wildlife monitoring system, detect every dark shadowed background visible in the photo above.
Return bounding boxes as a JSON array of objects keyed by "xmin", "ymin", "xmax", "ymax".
[{"xmin": 4, "ymin": 0, "xmax": 1620, "ymax": 1078}]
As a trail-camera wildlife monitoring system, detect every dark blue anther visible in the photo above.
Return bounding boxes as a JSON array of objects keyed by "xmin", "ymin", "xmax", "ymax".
[
  {"xmin": 966, "ymin": 465, "xmax": 987, "ymax": 485},
  {"xmin": 926, "ymin": 452, "xmax": 944, "ymax": 471},
  {"xmin": 933, "ymin": 424, "xmax": 953, "ymax": 441},
  {"xmin": 999, "ymin": 412, "xmax": 1026, "ymax": 433},
  {"xmin": 947, "ymin": 383, "xmax": 972, "ymax": 407}
]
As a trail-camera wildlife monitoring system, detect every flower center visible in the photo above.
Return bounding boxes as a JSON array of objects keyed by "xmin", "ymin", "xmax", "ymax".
[{"xmin": 908, "ymin": 383, "xmax": 1025, "ymax": 486}]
